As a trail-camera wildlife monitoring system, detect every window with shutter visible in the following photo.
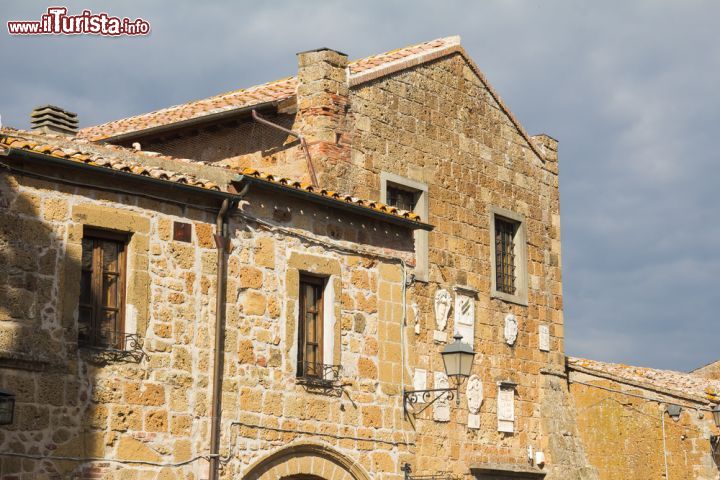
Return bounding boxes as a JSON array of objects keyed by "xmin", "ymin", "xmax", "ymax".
[
  {"xmin": 297, "ymin": 275, "xmax": 325, "ymax": 378},
  {"xmin": 78, "ymin": 228, "xmax": 128, "ymax": 350}
]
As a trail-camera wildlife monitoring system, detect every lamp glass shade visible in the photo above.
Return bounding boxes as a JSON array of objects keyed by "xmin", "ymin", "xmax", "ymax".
[
  {"xmin": 712, "ymin": 404, "xmax": 720, "ymax": 429},
  {"xmin": 441, "ymin": 333, "xmax": 475, "ymax": 384},
  {"xmin": 0, "ymin": 392, "xmax": 15, "ymax": 425}
]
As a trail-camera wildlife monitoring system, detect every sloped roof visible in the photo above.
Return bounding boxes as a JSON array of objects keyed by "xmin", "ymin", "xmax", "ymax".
[
  {"xmin": 78, "ymin": 36, "xmax": 545, "ymax": 161},
  {"xmin": 690, "ymin": 359, "xmax": 720, "ymax": 379},
  {"xmin": 238, "ymin": 168, "xmax": 426, "ymax": 226},
  {"xmin": 78, "ymin": 76, "xmax": 297, "ymax": 143},
  {"xmin": 0, "ymin": 129, "xmax": 429, "ymax": 226},
  {"xmin": 0, "ymin": 128, "xmax": 222, "ymax": 191},
  {"xmin": 568, "ymin": 357, "xmax": 720, "ymax": 404}
]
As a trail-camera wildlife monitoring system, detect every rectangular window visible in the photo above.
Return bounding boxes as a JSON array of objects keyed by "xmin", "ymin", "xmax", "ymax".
[
  {"xmin": 387, "ymin": 185, "xmax": 417, "ymax": 212},
  {"xmin": 297, "ymin": 275, "xmax": 325, "ymax": 378},
  {"xmin": 381, "ymin": 172, "xmax": 429, "ymax": 282},
  {"xmin": 495, "ymin": 218, "xmax": 517, "ymax": 295},
  {"xmin": 490, "ymin": 207, "xmax": 528, "ymax": 305},
  {"xmin": 79, "ymin": 228, "xmax": 128, "ymax": 349}
]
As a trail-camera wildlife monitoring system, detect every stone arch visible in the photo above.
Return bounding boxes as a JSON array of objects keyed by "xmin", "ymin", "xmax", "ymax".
[{"xmin": 243, "ymin": 442, "xmax": 371, "ymax": 480}]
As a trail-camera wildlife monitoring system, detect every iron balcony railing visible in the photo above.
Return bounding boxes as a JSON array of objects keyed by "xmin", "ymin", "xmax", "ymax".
[
  {"xmin": 297, "ymin": 361, "xmax": 342, "ymax": 385},
  {"xmin": 78, "ymin": 326, "xmax": 142, "ymax": 352}
]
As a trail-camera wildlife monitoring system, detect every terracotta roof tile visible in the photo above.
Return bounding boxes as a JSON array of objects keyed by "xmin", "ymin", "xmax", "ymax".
[
  {"xmin": 79, "ymin": 35, "xmax": 545, "ymax": 162},
  {"xmin": 239, "ymin": 168, "xmax": 426, "ymax": 224},
  {"xmin": 0, "ymin": 128, "xmax": 222, "ymax": 191},
  {"xmin": 1, "ymin": 129, "xmax": 422, "ymax": 226},
  {"xmin": 79, "ymin": 38, "xmax": 461, "ymax": 143},
  {"xmin": 568, "ymin": 357, "xmax": 720, "ymax": 404},
  {"xmin": 79, "ymin": 76, "xmax": 297, "ymax": 141},
  {"xmin": 348, "ymin": 37, "xmax": 457, "ymax": 75}
]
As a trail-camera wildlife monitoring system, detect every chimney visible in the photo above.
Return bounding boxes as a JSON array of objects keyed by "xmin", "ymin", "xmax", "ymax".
[
  {"xmin": 31, "ymin": 105, "xmax": 78, "ymax": 136},
  {"xmin": 296, "ymin": 48, "xmax": 350, "ymax": 189}
]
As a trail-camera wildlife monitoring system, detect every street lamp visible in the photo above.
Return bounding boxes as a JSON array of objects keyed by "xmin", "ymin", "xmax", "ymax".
[
  {"xmin": 404, "ymin": 333, "xmax": 476, "ymax": 414},
  {"xmin": 711, "ymin": 404, "xmax": 720, "ymax": 455},
  {"xmin": 0, "ymin": 390, "xmax": 16, "ymax": 425}
]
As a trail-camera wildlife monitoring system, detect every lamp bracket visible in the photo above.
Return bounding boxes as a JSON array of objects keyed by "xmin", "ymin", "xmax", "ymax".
[{"xmin": 403, "ymin": 387, "xmax": 458, "ymax": 415}]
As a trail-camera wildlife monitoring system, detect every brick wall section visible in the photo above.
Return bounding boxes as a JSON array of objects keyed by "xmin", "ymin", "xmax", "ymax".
[{"xmin": 296, "ymin": 49, "xmax": 352, "ymax": 187}]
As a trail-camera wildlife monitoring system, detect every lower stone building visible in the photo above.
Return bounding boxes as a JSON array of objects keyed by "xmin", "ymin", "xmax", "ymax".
[
  {"xmin": 568, "ymin": 358, "xmax": 720, "ymax": 480},
  {"xmin": 0, "ymin": 35, "xmax": 718, "ymax": 480}
]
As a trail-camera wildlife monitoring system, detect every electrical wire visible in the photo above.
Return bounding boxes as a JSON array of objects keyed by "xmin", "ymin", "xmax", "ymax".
[
  {"xmin": 0, "ymin": 452, "xmax": 216, "ymax": 467},
  {"xmin": 230, "ymin": 421, "xmax": 413, "ymax": 447},
  {"xmin": 569, "ymin": 378, "xmax": 715, "ymax": 412}
]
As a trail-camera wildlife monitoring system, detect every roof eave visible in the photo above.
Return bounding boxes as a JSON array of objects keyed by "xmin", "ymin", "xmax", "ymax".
[
  {"xmin": 233, "ymin": 175, "xmax": 434, "ymax": 231},
  {"xmin": 91, "ymin": 100, "xmax": 281, "ymax": 144},
  {"xmin": 4, "ymin": 147, "xmax": 235, "ymax": 201}
]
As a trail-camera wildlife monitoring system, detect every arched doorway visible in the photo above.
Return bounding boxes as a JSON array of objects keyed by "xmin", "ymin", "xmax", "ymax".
[{"xmin": 243, "ymin": 442, "xmax": 371, "ymax": 480}]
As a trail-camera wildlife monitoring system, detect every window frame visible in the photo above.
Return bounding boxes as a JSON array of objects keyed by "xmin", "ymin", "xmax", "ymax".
[
  {"xmin": 380, "ymin": 172, "xmax": 429, "ymax": 282},
  {"xmin": 489, "ymin": 206, "xmax": 528, "ymax": 306},
  {"xmin": 297, "ymin": 274, "xmax": 326, "ymax": 379},
  {"xmin": 78, "ymin": 227, "xmax": 129, "ymax": 350}
]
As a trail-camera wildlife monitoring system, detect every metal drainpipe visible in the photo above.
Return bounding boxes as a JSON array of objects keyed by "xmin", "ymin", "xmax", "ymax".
[
  {"xmin": 251, "ymin": 109, "xmax": 319, "ymax": 187},
  {"xmin": 208, "ymin": 184, "xmax": 247, "ymax": 480}
]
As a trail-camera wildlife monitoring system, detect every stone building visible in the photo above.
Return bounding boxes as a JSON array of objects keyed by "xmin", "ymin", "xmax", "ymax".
[
  {"xmin": 0, "ymin": 36, "xmax": 717, "ymax": 480},
  {"xmin": 568, "ymin": 358, "xmax": 720, "ymax": 480}
]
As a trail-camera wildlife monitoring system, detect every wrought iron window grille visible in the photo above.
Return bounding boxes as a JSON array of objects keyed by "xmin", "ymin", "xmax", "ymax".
[
  {"xmin": 402, "ymin": 463, "xmax": 461, "ymax": 480},
  {"xmin": 297, "ymin": 361, "xmax": 342, "ymax": 384},
  {"xmin": 296, "ymin": 361, "xmax": 345, "ymax": 396},
  {"xmin": 78, "ymin": 327, "xmax": 145, "ymax": 363}
]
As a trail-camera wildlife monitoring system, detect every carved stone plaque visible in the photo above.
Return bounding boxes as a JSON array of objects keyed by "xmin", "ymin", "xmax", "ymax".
[
  {"xmin": 466, "ymin": 375, "xmax": 483, "ymax": 430},
  {"xmin": 466, "ymin": 375, "xmax": 483, "ymax": 414},
  {"xmin": 454, "ymin": 293, "xmax": 475, "ymax": 348},
  {"xmin": 434, "ymin": 289, "xmax": 452, "ymax": 332},
  {"xmin": 497, "ymin": 383, "xmax": 515, "ymax": 433},
  {"xmin": 467, "ymin": 413, "xmax": 480, "ymax": 429},
  {"xmin": 433, "ymin": 372, "xmax": 450, "ymax": 422},
  {"xmin": 504, "ymin": 314, "xmax": 518, "ymax": 346},
  {"xmin": 539, "ymin": 324, "xmax": 550, "ymax": 351}
]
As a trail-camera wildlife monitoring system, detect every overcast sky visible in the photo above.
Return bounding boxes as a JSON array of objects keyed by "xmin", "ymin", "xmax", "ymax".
[{"xmin": 2, "ymin": 1, "xmax": 718, "ymax": 371}]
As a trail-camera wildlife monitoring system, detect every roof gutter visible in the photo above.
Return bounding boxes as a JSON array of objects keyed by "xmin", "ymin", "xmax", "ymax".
[
  {"xmin": 95, "ymin": 100, "xmax": 280, "ymax": 144},
  {"xmin": 233, "ymin": 174, "xmax": 433, "ymax": 231},
  {"xmin": 208, "ymin": 180, "xmax": 246, "ymax": 480},
  {"xmin": 5, "ymin": 148, "xmax": 236, "ymax": 201}
]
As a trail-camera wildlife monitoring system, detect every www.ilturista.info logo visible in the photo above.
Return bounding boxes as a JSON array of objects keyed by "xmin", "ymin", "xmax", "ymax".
[{"xmin": 7, "ymin": 7, "xmax": 150, "ymax": 36}]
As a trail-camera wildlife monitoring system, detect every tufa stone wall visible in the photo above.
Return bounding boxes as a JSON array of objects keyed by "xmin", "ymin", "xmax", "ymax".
[
  {"xmin": 569, "ymin": 369, "xmax": 720, "ymax": 480},
  {"xmin": 0, "ymin": 166, "xmax": 417, "ymax": 479},
  {"xmin": 334, "ymin": 53, "xmax": 590, "ymax": 477},
  {"xmin": 132, "ymin": 48, "xmax": 595, "ymax": 478}
]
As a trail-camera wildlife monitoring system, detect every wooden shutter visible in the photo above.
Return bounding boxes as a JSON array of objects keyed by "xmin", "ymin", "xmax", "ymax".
[
  {"xmin": 78, "ymin": 228, "xmax": 127, "ymax": 349},
  {"xmin": 297, "ymin": 275, "xmax": 324, "ymax": 377}
]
